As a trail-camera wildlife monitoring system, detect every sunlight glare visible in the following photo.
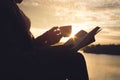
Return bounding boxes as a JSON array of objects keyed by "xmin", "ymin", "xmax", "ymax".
[
  {"xmin": 60, "ymin": 24, "xmax": 90, "ymax": 43},
  {"xmin": 70, "ymin": 27, "xmax": 80, "ymax": 38}
]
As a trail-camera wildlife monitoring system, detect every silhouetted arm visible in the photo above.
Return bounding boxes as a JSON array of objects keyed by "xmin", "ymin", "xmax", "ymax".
[{"xmin": 34, "ymin": 27, "xmax": 62, "ymax": 48}]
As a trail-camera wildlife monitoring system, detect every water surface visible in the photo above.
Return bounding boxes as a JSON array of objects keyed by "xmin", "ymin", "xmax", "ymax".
[{"xmin": 82, "ymin": 52, "xmax": 120, "ymax": 80}]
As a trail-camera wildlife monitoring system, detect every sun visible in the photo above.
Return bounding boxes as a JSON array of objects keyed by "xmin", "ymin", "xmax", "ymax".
[
  {"xmin": 60, "ymin": 24, "xmax": 91, "ymax": 43},
  {"xmin": 60, "ymin": 27, "xmax": 82, "ymax": 43},
  {"xmin": 70, "ymin": 27, "xmax": 81, "ymax": 38}
]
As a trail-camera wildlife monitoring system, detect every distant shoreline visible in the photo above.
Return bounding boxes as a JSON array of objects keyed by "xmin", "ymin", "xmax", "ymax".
[
  {"xmin": 83, "ymin": 52, "xmax": 120, "ymax": 55},
  {"xmin": 82, "ymin": 44, "xmax": 120, "ymax": 55}
]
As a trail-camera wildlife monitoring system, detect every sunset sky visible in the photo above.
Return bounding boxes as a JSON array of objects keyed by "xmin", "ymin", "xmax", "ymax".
[{"xmin": 19, "ymin": 0, "xmax": 120, "ymax": 44}]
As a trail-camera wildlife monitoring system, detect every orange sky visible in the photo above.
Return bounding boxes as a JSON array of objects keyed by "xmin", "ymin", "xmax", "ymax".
[{"xmin": 19, "ymin": 0, "xmax": 120, "ymax": 44}]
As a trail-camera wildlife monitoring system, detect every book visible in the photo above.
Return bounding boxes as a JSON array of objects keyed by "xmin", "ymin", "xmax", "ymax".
[{"xmin": 64, "ymin": 26, "xmax": 102, "ymax": 51}]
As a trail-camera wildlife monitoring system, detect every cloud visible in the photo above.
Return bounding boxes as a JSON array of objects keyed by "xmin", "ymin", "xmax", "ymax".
[
  {"xmin": 106, "ymin": 27, "xmax": 120, "ymax": 32},
  {"xmin": 19, "ymin": 0, "xmax": 120, "ymax": 44},
  {"xmin": 83, "ymin": 0, "xmax": 120, "ymax": 11},
  {"xmin": 99, "ymin": 26, "xmax": 120, "ymax": 42},
  {"xmin": 109, "ymin": 14, "xmax": 120, "ymax": 21},
  {"xmin": 21, "ymin": 0, "xmax": 120, "ymax": 10},
  {"xmin": 102, "ymin": 26, "xmax": 120, "ymax": 35},
  {"xmin": 20, "ymin": 0, "xmax": 120, "ymax": 26}
]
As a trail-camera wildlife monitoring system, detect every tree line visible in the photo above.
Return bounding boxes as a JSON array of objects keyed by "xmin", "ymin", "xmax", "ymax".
[{"xmin": 82, "ymin": 44, "xmax": 120, "ymax": 55}]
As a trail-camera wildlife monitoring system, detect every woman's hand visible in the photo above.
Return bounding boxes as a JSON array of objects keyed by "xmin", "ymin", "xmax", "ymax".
[{"xmin": 35, "ymin": 27, "xmax": 62, "ymax": 46}]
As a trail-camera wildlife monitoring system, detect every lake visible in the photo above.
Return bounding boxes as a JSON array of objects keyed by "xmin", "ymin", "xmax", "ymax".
[{"xmin": 81, "ymin": 52, "xmax": 120, "ymax": 80}]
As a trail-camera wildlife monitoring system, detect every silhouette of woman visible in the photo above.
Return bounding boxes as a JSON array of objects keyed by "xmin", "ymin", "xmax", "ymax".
[{"xmin": 0, "ymin": 0, "xmax": 89, "ymax": 80}]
